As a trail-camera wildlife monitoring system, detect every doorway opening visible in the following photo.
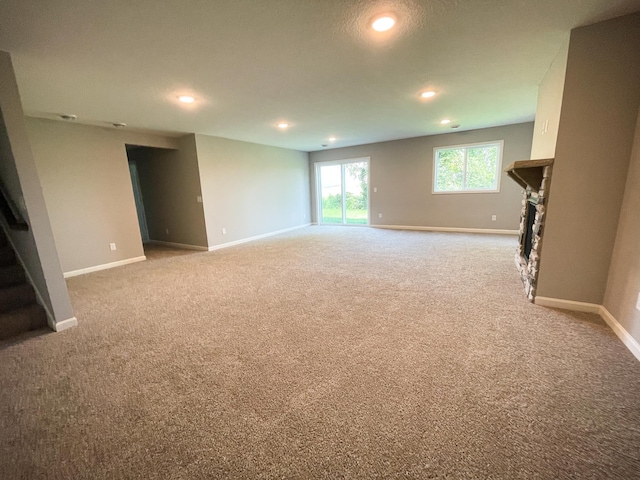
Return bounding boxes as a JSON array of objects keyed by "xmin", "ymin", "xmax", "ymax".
[
  {"xmin": 316, "ymin": 158, "xmax": 369, "ymax": 225},
  {"xmin": 125, "ymin": 145, "xmax": 195, "ymax": 261}
]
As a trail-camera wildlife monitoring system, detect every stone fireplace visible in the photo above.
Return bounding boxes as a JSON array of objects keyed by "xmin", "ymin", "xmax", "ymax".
[{"xmin": 505, "ymin": 159, "xmax": 554, "ymax": 301}]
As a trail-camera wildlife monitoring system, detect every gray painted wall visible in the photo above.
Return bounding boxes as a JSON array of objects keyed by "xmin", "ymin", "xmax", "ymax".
[
  {"xmin": 604, "ymin": 108, "xmax": 640, "ymax": 345},
  {"xmin": 195, "ymin": 134, "xmax": 310, "ymax": 247},
  {"xmin": 309, "ymin": 123, "xmax": 534, "ymax": 230},
  {"xmin": 132, "ymin": 137, "xmax": 208, "ymax": 248},
  {"xmin": 25, "ymin": 117, "xmax": 179, "ymax": 273},
  {"xmin": 537, "ymin": 13, "xmax": 640, "ymax": 304},
  {"xmin": 530, "ymin": 40, "xmax": 568, "ymax": 160},
  {"xmin": 0, "ymin": 51, "xmax": 74, "ymax": 326}
]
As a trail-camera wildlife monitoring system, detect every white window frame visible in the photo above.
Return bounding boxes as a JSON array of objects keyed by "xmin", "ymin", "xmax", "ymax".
[{"xmin": 432, "ymin": 140, "xmax": 504, "ymax": 194}]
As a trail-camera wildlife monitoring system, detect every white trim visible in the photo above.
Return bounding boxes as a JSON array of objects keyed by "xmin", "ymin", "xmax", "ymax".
[
  {"xmin": 312, "ymin": 156, "xmax": 370, "ymax": 167},
  {"xmin": 63, "ymin": 256, "xmax": 146, "ymax": 278},
  {"xmin": 534, "ymin": 296, "xmax": 601, "ymax": 313},
  {"xmin": 208, "ymin": 224, "xmax": 310, "ymax": 251},
  {"xmin": 599, "ymin": 307, "xmax": 640, "ymax": 362},
  {"xmin": 52, "ymin": 316, "xmax": 78, "ymax": 332},
  {"xmin": 372, "ymin": 224, "xmax": 519, "ymax": 235},
  {"xmin": 534, "ymin": 297, "xmax": 640, "ymax": 362},
  {"xmin": 147, "ymin": 240, "xmax": 208, "ymax": 251}
]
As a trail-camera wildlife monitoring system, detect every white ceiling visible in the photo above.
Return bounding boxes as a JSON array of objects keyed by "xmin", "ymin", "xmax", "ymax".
[{"xmin": 1, "ymin": 0, "xmax": 639, "ymax": 152}]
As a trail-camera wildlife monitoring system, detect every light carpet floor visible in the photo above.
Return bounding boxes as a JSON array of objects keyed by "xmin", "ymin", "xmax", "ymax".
[{"xmin": 1, "ymin": 226, "xmax": 639, "ymax": 479}]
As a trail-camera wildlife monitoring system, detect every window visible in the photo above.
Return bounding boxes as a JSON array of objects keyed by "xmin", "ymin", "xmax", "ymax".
[{"xmin": 433, "ymin": 141, "xmax": 503, "ymax": 193}]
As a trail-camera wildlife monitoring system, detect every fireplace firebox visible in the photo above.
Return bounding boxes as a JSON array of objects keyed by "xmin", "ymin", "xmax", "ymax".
[{"xmin": 523, "ymin": 199, "xmax": 537, "ymax": 261}]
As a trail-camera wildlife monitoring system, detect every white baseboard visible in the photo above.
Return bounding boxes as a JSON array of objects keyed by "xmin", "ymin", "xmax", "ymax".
[
  {"xmin": 535, "ymin": 296, "xmax": 640, "ymax": 362},
  {"xmin": 52, "ymin": 316, "xmax": 78, "ymax": 332},
  {"xmin": 208, "ymin": 223, "xmax": 311, "ymax": 252},
  {"xmin": 372, "ymin": 224, "xmax": 519, "ymax": 235},
  {"xmin": 599, "ymin": 307, "xmax": 640, "ymax": 362},
  {"xmin": 63, "ymin": 256, "xmax": 146, "ymax": 278},
  {"xmin": 147, "ymin": 240, "xmax": 208, "ymax": 251},
  {"xmin": 534, "ymin": 296, "xmax": 601, "ymax": 313}
]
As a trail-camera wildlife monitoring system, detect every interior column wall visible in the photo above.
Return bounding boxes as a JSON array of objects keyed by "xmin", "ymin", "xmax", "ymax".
[
  {"xmin": 536, "ymin": 13, "xmax": 640, "ymax": 304},
  {"xmin": 195, "ymin": 134, "xmax": 310, "ymax": 248},
  {"xmin": 0, "ymin": 51, "xmax": 74, "ymax": 326},
  {"xmin": 530, "ymin": 40, "xmax": 569, "ymax": 160},
  {"xmin": 603, "ymin": 107, "xmax": 640, "ymax": 345}
]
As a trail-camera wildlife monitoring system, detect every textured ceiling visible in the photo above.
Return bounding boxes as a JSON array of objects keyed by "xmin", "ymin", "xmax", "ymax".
[{"xmin": 1, "ymin": 0, "xmax": 639, "ymax": 152}]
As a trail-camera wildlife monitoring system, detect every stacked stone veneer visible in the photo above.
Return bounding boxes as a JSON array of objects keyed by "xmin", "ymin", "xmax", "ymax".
[{"xmin": 515, "ymin": 164, "xmax": 553, "ymax": 301}]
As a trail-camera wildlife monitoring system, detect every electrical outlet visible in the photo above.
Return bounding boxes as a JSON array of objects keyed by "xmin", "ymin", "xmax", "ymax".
[
  {"xmin": 166, "ymin": 228, "xmax": 169, "ymax": 235},
  {"xmin": 109, "ymin": 243, "xmax": 116, "ymax": 251},
  {"xmin": 196, "ymin": 195, "xmax": 202, "ymax": 203},
  {"xmin": 378, "ymin": 213, "xmax": 382, "ymax": 219},
  {"xmin": 636, "ymin": 292, "xmax": 640, "ymax": 311},
  {"xmin": 491, "ymin": 215, "xmax": 497, "ymax": 221},
  {"xmin": 222, "ymin": 228, "xmax": 227, "ymax": 235},
  {"xmin": 374, "ymin": 187, "xmax": 378, "ymax": 193}
]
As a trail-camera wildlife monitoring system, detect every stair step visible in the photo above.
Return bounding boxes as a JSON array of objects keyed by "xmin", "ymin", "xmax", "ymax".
[
  {"xmin": 0, "ymin": 246, "xmax": 16, "ymax": 267},
  {"xmin": 0, "ymin": 303, "xmax": 48, "ymax": 340},
  {"xmin": 0, "ymin": 264, "xmax": 25, "ymax": 288},
  {"xmin": 0, "ymin": 283, "xmax": 36, "ymax": 313}
]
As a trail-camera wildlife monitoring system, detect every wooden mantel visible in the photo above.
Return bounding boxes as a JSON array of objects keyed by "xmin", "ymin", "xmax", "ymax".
[{"xmin": 505, "ymin": 158, "xmax": 554, "ymax": 191}]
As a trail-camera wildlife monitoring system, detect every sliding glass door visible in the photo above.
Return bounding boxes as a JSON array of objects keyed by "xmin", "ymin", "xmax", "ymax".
[{"xmin": 317, "ymin": 158, "xmax": 369, "ymax": 225}]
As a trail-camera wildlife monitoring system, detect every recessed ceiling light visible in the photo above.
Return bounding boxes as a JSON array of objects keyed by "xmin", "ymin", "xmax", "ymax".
[
  {"xmin": 178, "ymin": 95, "xmax": 195, "ymax": 103},
  {"xmin": 421, "ymin": 91, "xmax": 436, "ymax": 98},
  {"xmin": 372, "ymin": 15, "xmax": 395, "ymax": 32},
  {"xmin": 277, "ymin": 122, "xmax": 289, "ymax": 129},
  {"xmin": 440, "ymin": 119, "xmax": 451, "ymax": 125},
  {"xmin": 328, "ymin": 137, "xmax": 337, "ymax": 142}
]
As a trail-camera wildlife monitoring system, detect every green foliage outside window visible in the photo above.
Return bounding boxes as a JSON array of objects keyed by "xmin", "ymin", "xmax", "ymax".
[
  {"xmin": 322, "ymin": 192, "xmax": 366, "ymax": 211},
  {"xmin": 435, "ymin": 143, "xmax": 500, "ymax": 192},
  {"xmin": 320, "ymin": 162, "xmax": 369, "ymax": 224},
  {"xmin": 435, "ymin": 148, "xmax": 464, "ymax": 191}
]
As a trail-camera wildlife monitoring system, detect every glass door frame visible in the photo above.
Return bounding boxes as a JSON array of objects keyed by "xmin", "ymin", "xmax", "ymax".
[{"xmin": 315, "ymin": 157, "xmax": 370, "ymax": 226}]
